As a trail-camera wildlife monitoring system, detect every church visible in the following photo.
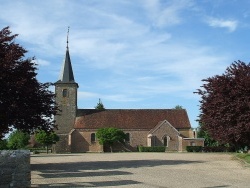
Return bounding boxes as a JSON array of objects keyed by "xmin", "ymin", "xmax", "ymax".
[{"xmin": 54, "ymin": 40, "xmax": 204, "ymax": 153}]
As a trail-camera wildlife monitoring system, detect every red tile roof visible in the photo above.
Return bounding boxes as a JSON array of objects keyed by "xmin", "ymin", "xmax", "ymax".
[{"xmin": 75, "ymin": 109, "xmax": 191, "ymax": 130}]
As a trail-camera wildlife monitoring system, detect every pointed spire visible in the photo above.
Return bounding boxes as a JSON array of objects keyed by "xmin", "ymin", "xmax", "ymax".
[
  {"xmin": 66, "ymin": 26, "xmax": 69, "ymax": 50},
  {"xmin": 58, "ymin": 27, "xmax": 75, "ymax": 83}
]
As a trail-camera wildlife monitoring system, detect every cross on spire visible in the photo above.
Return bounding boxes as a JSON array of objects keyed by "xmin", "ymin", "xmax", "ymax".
[{"xmin": 66, "ymin": 26, "xmax": 70, "ymax": 49}]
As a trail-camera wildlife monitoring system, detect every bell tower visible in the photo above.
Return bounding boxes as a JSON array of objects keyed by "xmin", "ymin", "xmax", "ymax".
[{"xmin": 54, "ymin": 28, "xmax": 78, "ymax": 153}]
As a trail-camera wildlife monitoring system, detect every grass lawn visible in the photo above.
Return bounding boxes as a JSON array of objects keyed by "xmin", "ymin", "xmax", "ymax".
[{"xmin": 236, "ymin": 153, "xmax": 250, "ymax": 164}]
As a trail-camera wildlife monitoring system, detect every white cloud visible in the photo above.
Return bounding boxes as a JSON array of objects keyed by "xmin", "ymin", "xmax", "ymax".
[
  {"xmin": 0, "ymin": 1, "xmax": 230, "ymax": 93},
  {"xmin": 1, "ymin": 0, "xmax": 245, "ymax": 128},
  {"xmin": 78, "ymin": 91, "xmax": 139, "ymax": 103},
  {"xmin": 207, "ymin": 17, "xmax": 238, "ymax": 32},
  {"xmin": 78, "ymin": 91, "xmax": 98, "ymax": 99},
  {"xmin": 143, "ymin": 0, "xmax": 195, "ymax": 27},
  {"xmin": 34, "ymin": 59, "xmax": 50, "ymax": 66},
  {"xmin": 103, "ymin": 94, "xmax": 141, "ymax": 102}
]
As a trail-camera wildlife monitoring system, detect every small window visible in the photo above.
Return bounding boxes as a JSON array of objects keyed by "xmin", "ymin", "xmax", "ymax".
[
  {"xmin": 62, "ymin": 89, "xmax": 68, "ymax": 97},
  {"xmin": 91, "ymin": 133, "xmax": 96, "ymax": 142},
  {"xmin": 125, "ymin": 133, "xmax": 130, "ymax": 142},
  {"xmin": 191, "ymin": 142, "xmax": 196, "ymax": 146}
]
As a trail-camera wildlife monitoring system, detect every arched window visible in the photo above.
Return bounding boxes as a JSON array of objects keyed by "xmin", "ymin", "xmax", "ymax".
[
  {"xmin": 91, "ymin": 133, "xmax": 96, "ymax": 142},
  {"xmin": 62, "ymin": 89, "xmax": 68, "ymax": 97},
  {"xmin": 163, "ymin": 135, "xmax": 170, "ymax": 147},
  {"xmin": 125, "ymin": 133, "xmax": 130, "ymax": 142},
  {"xmin": 163, "ymin": 137, "xmax": 168, "ymax": 146}
]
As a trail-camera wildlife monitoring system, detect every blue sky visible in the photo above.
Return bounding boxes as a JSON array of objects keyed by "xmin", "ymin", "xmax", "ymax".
[{"xmin": 1, "ymin": 0, "xmax": 250, "ymax": 128}]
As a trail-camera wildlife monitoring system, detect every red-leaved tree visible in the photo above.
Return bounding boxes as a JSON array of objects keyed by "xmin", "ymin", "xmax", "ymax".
[
  {"xmin": 196, "ymin": 61, "xmax": 250, "ymax": 150},
  {"xmin": 0, "ymin": 27, "xmax": 57, "ymax": 139}
]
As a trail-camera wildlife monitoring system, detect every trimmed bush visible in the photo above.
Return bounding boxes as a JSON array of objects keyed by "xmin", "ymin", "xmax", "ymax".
[
  {"xmin": 29, "ymin": 148, "xmax": 52, "ymax": 153},
  {"xmin": 186, "ymin": 146, "xmax": 203, "ymax": 152},
  {"xmin": 138, "ymin": 146, "xmax": 165, "ymax": 152},
  {"xmin": 203, "ymin": 146, "xmax": 235, "ymax": 152},
  {"xmin": 186, "ymin": 146, "xmax": 235, "ymax": 152}
]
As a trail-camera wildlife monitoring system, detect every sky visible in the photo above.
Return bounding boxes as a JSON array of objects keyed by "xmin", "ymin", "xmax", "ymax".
[{"xmin": 1, "ymin": 0, "xmax": 250, "ymax": 128}]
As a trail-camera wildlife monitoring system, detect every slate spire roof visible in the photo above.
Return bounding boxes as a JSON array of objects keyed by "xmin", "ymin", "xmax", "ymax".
[{"xmin": 57, "ymin": 27, "xmax": 75, "ymax": 83}]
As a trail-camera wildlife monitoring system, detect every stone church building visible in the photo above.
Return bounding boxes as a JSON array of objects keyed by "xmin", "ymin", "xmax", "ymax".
[{"xmin": 54, "ymin": 42, "xmax": 204, "ymax": 153}]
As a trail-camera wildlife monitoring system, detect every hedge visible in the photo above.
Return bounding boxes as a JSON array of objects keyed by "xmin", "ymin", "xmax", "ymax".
[
  {"xmin": 138, "ymin": 146, "xmax": 166, "ymax": 152},
  {"xmin": 186, "ymin": 146, "xmax": 203, "ymax": 152},
  {"xmin": 186, "ymin": 146, "xmax": 235, "ymax": 152},
  {"xmin": 203, "ymin": 146, "xmax": 235, "ymax": 152}
]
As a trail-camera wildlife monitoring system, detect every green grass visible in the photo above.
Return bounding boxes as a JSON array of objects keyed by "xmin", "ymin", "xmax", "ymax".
[{"xmin": 236, "ymin": 153, "xmax": 250, "ymax": 164}]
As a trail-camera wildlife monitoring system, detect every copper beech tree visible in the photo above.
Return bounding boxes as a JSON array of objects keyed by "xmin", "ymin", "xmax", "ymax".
[
  {"xmin": 0, "ymin": 27, "xmax": 57, "ymax": 139},
  {"xmin": 196, "ymin": 61, "xmax": 250, "ymax": 150}
]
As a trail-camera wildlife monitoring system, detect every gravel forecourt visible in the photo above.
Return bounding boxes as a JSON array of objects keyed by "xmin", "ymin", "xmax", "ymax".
[{"xmin": 31, "ymin": 152, "xmax": 250, "ymax": 188}]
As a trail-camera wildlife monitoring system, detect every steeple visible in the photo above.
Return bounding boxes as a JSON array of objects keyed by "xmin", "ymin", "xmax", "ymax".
[
  {"xmin": 54, "ymin": 27, "xmax": 78, "ymax": 153},
  {"xmin": 57, "ymin": 27, "xmax": 75, "ymax": 83}
]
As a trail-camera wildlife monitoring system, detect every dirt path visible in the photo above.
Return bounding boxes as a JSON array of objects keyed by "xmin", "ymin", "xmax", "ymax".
[{"xmin": 31, "ymin": 153, "xmax": 250, "ymax": 187}]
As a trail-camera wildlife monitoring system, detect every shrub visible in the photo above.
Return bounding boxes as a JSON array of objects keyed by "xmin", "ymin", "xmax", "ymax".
[
  {"xmin": 186, "ymin": 146, "xmax": 203, "ymax": 152},
  {"xmin": 7, "ymin": 130, "xmax": 30, "ymax": 149},
  {"xmin": 29, "ymin": 147, "xmax": 44, "ymax": 151},
  {"xmin": 33, "ymin": 150, "xmax": 40, "ymax": 154},
  {"xmin": 0, "ymin": 139, "xmax": 8, "ymax": 150},
  {"xmin": 138, "ymin": 146, "xmax": 165, "ymax": 152},
  {"xmin": 203, "ymin": 146, "xmax": 235, "ymax": 152},
  {"xmin": 96, "ymin": 127, "xmax": 126, "ymax": 152},
  {"xmin": 35, "ymin": 130, "xmax": 59, "ymax": 154}
]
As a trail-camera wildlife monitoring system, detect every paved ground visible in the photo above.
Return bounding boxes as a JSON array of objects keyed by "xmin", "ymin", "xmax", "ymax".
[{"xmin": 31, "ymin": 153, "xmax": 250, "ymax": 188}]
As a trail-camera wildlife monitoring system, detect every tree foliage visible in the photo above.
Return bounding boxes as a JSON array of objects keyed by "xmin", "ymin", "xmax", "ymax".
[
  {"xmin": 35, "ymin": 130, "xmax": 59, "ymax": 153},
  {"xmin": 0, "ymin": 139, "xmax": 8, "ymax": 150},
  {"xmin": 173, "ymin": 105, "xmax": 183, "ymax": 109},
  {"xmin": 96, "ymin": 127, "xmax": 126, "ymax": 152},
  {"xmin": 0, "ymin": 27, "xmax": 57, "ymax": 138},
  {"xmin": 196, "ymin": 61, "xmax": 250, "ymax": 149},
  {"xmin": 95, "ymin": 98, "xmax": 105, "ymax": 110},
  {"xmin": 197, "ymin": 125, "xmax": 218, "ymax": 147},
  {"xmin": 7, "ymin": 130, "xmax": 30, "ymax": 149}
]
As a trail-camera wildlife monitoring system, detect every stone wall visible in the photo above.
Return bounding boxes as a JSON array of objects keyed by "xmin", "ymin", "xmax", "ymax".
[
  {"xmin": 182, "ymin": 138, "xmax": 205, "ymax": 151},
  {"xmin": 148, "ymin": 121, "xmax": 180, "ymax": 151},
  {"xmin": 178, "ymin": 128, "xmax": 194, "ymax": 138},
  {"xmin": 0, "ymin": 150, "xmax": 30, "ymax": 188},
  {"xmin": 72, "ymin": 129, "xmax": 149, "ymax": 152},
  {"xmin": 54, "ymin": 134, "xmax": 71, "ymax": 153},
  {"xmin": 54, "ymin": 82, "xmax": 78, "ymax": 153},
  {"xmin": 71, "ymin": 129, "xmax": 103, "ymax": 152}
]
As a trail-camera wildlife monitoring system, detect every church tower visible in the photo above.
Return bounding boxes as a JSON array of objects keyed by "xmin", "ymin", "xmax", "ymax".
[{"xmin": 54, "ymin": 29, "xmax": 78, "ymax": 153}]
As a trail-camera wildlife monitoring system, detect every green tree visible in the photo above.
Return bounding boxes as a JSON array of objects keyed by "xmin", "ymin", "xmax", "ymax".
[
  {"xmin": 95, "ymin": 98, "xmax": 105, "ymax": 110},
  {"xmin": 0, "ymin": 27, "xmax": 57, "ymax": 139},
  {"xmin": 96, "ymin": 127, "xmax": 126, "ymax": 152},
  {"xmin": 197, "ymin": 124, "xmax": 218, "ymax": 147},
  {"xmin": 173, "ymin": 105, "xmax": 183, "ymax": 109},
  {"xmin": 7, "ymin": 130, "xmax": 30, "ymax": 149},
  {"xmin": 35, "ymin": 130, "xmax": 59, "ymax": 153}
]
